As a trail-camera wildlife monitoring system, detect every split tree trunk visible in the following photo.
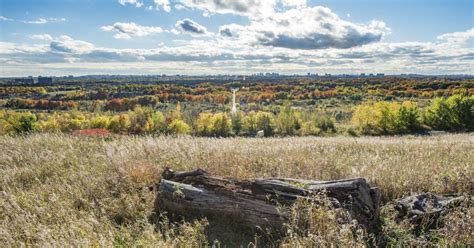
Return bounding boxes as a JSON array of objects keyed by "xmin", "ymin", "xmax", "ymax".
[{"xmin": 155, "ymin": 168, "xmax": 381, "ymax": 230}]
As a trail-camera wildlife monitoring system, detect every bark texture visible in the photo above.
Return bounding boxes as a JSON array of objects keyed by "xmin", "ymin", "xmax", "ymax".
[{"xmin": 155, "ymin": 168, "xmax": 381, "ymax": 230}]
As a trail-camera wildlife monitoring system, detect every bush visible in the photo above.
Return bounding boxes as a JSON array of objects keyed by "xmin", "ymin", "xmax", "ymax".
[
  {"xmin": 196, "ymin": 113, "xmax": 213, "ymax": 136},
  {"xmin": 423, "ymin": 94, "xmax": 474, "ymax": 131},
  {"xmin": 316, "ymin": 116, "xmax": 336, "ymax": 133},
  {"xmin": 242, "ymin": 111, "xmax": 276, "ymax": 136},
  {"xmin": 210, "ymin": 113, "xmax": 232, "ymax": 137},
  {"xmin": 196, "ymin": 113, "xmax": 232, "ymax": 137},
  {"xmin": 128, "ymin": 106, "xmax": 165, "ymax": 134},
  {"xmin": 13, "ymin": 112, "xmax": 39, "ymax": 134},
  {"xmin": 89, "ymin": 116, "xmax": 111, "ymax": 129},
  {"xmin": 276, "ymin": 101, "xmax": 300, "ymax": 136},
  {"xmin": 255, "ymin": 112, "xmax": 275, "ymax": 137},
  {"xmin": 352, "ymin": 101, "xmax": 423, "ymax": 135},
  {"xmin": 167, "ymin": 119, "xmax": 190, "ymax": 135},
  {"xmin": 108, "ymin": 114, "xmax": 132, "ymax": 134},
  {"xmin": 231, "ymin": 112, "xmax": 243, "ymax": 135}
]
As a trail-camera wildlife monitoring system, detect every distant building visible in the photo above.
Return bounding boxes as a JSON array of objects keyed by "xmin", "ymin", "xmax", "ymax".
[
  {"xmin": 14, "ymin": 77, "xmax": 35, "ymax": 84},
  {"xmin": 38, "ymin": 76, "xmax": 53, "ymax": 84}
]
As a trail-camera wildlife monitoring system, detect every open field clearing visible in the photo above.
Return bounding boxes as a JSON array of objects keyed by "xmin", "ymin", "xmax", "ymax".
[{"xmin": 1, "ymin": 133, "xmax": 473, "ymax": 246}]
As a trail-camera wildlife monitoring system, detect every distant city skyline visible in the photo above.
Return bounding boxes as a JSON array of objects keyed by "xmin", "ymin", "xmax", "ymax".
[{"xmin": 0, "ymin": 0, "xmax": 473, "ymax": 76}]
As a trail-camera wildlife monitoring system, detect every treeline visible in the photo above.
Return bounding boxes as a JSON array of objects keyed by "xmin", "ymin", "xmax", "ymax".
[
  {"xmin": 1, "ymin": 94, "xmax": 472, "ymax": 136},
  {"xmin": 0, "ymin": 102, "xmax": 336, "ymax": 137},
  {"xmin": 352, "ymin": 94, "xmax": 473, "ymax": 135},
  {"xmin": 3, "ymin": 79, "xmax": 472, "ymax": 111},
  {"xmin": 6, "ymin": 99, "xmax": 78, "ymax": 110}
]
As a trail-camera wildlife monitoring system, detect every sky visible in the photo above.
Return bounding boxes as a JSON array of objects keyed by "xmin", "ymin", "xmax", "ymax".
[{"xmin": 0, "ymin": 0, "xmax": 473, "ymax": 76}]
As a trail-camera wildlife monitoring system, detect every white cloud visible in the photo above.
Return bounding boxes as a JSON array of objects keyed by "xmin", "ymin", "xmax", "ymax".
[
  {"xmin": 30, "ymin": 34, "xmax": 53, "ymax": 41},
  {"xmin": 49, "ymin": 35, "xmax": 95, "ymax": 54},
  {"xmin": 174, "ymin": 18, "xmax": 209, "ymax": 36},
  {"xmin": 280, "ymin": 0, "xmax": 306, "ymax": 8},
  {"xmin": 154, "ymin": 0, "xmax": 171, "ymax": 12},
  {"xmin": 22, "ymin": 17, "xmax": 67, "ymax": 24},
  {"xmin": 178, "ymin": 0, "xmax": 278, "ymax": 16},
  {"xmin": 118, "ymin": 0, "xmax": 143, "ymax": 8},
  {"xmin": 101, "ymin": 22, "xmax": 164, "ymax": 39},
  {"xmin": 437, "ymin": 28, "xmax": 474, "ymax": 44},
  {"xmin": 1, "ymin": 27, "xmax": 473, "ymax": 75},
  {"xmin": 0, "ymin": 16, "xmax": 13, "ymax": 21},
  {"xmin": 219, "ymin": 6, "xmax": 390, "ymax": 50}
]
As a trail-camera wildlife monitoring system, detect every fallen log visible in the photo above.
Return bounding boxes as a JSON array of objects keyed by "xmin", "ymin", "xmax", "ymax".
[
  {"xmin": 155, "ymin": 168, "xmax": 381, "ymax": 231},
  {"xmin": 394, "ymin": 193, "xmax": 468, "ymax": 230}
]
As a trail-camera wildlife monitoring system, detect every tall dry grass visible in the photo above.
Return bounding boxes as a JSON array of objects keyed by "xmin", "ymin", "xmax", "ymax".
[{"xmin": 0, "ymin": 133, "xmax": 473, "ymax": 246}]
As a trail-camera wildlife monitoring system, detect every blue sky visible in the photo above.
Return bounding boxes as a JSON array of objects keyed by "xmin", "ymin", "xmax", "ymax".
[{"xmin": 0, "ymin": 0, "xmax": 473, "ymax": 76}]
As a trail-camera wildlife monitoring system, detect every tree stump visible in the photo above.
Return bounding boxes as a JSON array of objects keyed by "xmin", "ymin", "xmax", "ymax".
[{"xmin": 155, "ymin": 168, "xmax": 381, "ymax": 231}]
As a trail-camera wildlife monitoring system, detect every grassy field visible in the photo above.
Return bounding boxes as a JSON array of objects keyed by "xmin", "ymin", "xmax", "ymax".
[{"xmin": 1, "ymin": 133, "xmax": 473, "ymax": 246}]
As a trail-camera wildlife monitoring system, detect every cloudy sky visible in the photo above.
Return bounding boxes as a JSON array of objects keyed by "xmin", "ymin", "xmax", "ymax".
[{"xmin": 0, "ymin": 0, "xmax": 473, "ymax": 76}]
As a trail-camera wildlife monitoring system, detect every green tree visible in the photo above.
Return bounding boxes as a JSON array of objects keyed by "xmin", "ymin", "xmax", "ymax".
[
  {"xmin": 423, "ymin": 94, "xmax": 474, "ymax": 131},
  {"xmin": 210, "ymin": 113, "xmax": 232, "ymax": 137},
  {"xmin": 255, "ymin": 111, "xmax": 275, "ymax": 137},
  {"xmin": 397, "ymin": 101, "xmax": 422, "ymax": 133},
  {"xmin": 231, "ymin": 112, "xmax": 243, "ymax": 135},
  {"xmin": 276, "ymin": 101, "xmax": 298, "ymax": 136},
  {"xmin": 242, "ymin": 111, "xmax": 258, "ymax": 135},
  {"xmin": 196, "ymin": 113, "xmax": 213, "ymax": 136}
]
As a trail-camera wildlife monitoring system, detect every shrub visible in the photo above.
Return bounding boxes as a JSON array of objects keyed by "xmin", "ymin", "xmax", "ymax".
[
  {"xmin": 10, "ymin": 112, "xmax": 39, "ymax": 134},
  {"xmin": 300, "ymin": 121, "xmax": 321, "ymax": 136},
  {"xmin": 89, "ymin": 115, "xmax": 111, "ymax": 129},
  {"xmin": 196, "ymin": 113, "xmax": 232, "ymax": 137},
  {"xmin": 108, "ymin": 114, "xmax": 132, "ymax": 134},
  {"xmin": 231, "ymin": 112, "xmax": 243, "ymax": 135},
  {"xmin": 316, "ymin": 116, "xmax": 336, "ymax": 133},
  {"xmin": 255, "ymin": 111, "xmax": 276, "ymax": 137},
  {"xmin": 167, "ymin": 119, "xmax": 190, "ymax": 135},
  {"xmin": 423, "ymin": 94, "xmax": 474, "ymax": 131},
  {"xmin": 196, "ymin": 113, "xmax": 213, "ymax": 136},
  {"xmin": 242, "ymin": 111, "xmax": 276, "ymax": 136},
  {"xmin": 242, "ymin": 111, "xmax": 258, "ymax": 135},
  {"xmin": 276, "ymin": 101, "xmax": 300, "ymax": 136},
  {"xmin": 352, "ymin": 101, "xmax": 423, "ymax": 135},
  {"xmin": 209, "ymin": 113, "xmax": 232, "ymax": 137},
  {"xmin": 128, "ymin": 106, "xmax": 165, "ymax": 134}
]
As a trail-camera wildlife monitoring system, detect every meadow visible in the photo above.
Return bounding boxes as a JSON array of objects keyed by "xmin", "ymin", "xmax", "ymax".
[{"xmin": 1, "ymin": 133, "xmax": 472, "ymax": 246}]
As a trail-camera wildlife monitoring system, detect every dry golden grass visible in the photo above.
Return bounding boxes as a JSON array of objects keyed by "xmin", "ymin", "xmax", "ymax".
[{"xmin": 0, "ymin": 133, "xmax": 473, "ymax": 246}]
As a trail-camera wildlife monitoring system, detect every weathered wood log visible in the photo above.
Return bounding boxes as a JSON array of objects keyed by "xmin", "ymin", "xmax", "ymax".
[{"xmin": 155, "ymin": 168, "xmax": 381, "ymax": 230}]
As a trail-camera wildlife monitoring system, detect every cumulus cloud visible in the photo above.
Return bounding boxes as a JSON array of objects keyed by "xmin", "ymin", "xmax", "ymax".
[
  {"xmin": 1, "ymin": 28, "xmax": 473, "ymax": 75},
  {"xmin": 30, "ymin": 34, "xmax": 54, "ymax": 41},
  {"xmin": 101, "ymin": 22, "xmax": 163, "ymax": 39},
  {"xmin": 22, "ymin": 17, "xmax": 67, "ymax": 24},
  {"xmin": 154, "ymin": 0, "xmax": 171, "ymax": 12},
  {"xmin": 437, "ymin": 28, "xmax": 474, "ymax": 44},
  {"xmin": 118, "ymin": 0, "xmax": 143, "ymax": 8},
  {"xmin": 219, "ymin": 6, "xmax": 390, "ymax": 50},
  {"xmin": 174, "ymin": 18, "xmax": 209, "ymax": 35},
  {"xmin": 49, "ymin": 36, "xmax": 95, "ymax": 54}
]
